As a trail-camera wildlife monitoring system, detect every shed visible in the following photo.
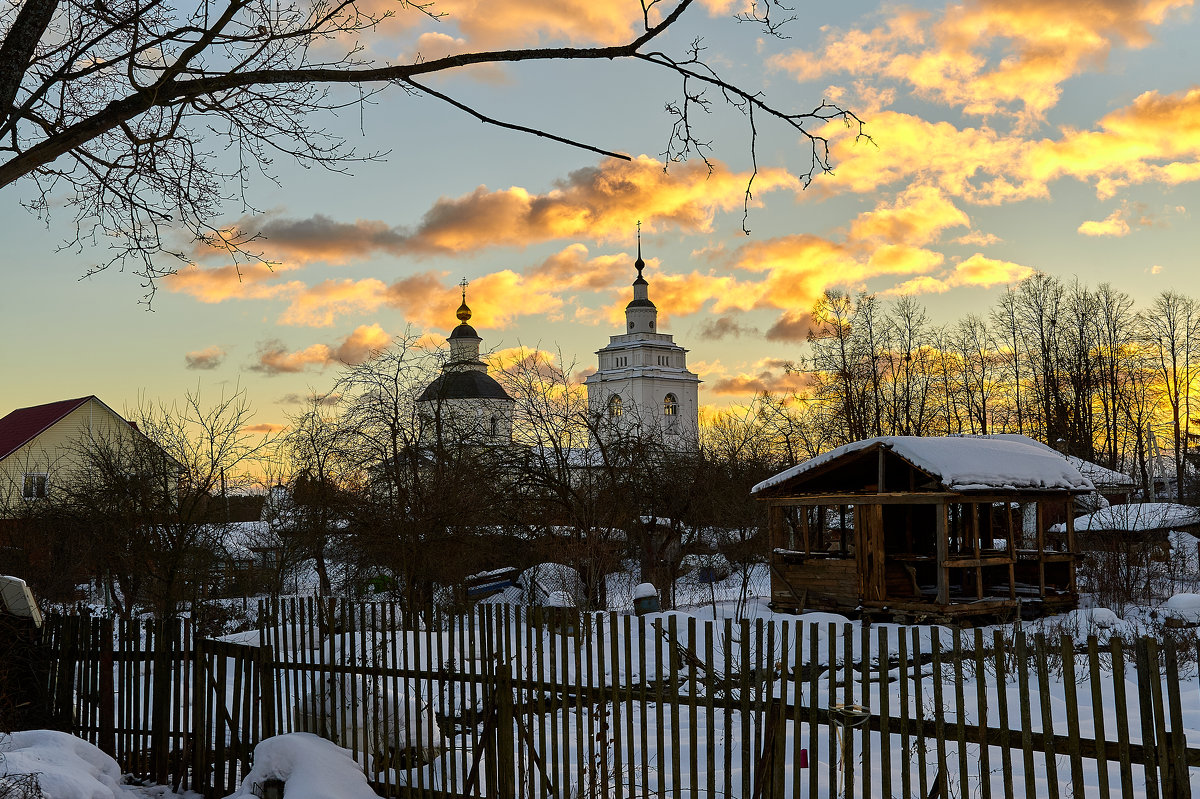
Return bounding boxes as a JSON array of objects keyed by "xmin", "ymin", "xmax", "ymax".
[{"xmin": 752, "ymin": 436, "xmax": 1094, "ymax": 622}]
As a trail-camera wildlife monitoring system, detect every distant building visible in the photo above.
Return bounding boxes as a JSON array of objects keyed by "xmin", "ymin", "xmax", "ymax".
[
  {"xmin": 585, "ymin": 232, "xmax": 700, "ymax": 449},
  {"xmin": 0, "ymin": 396, "xmax": 147, "ymax": 509},
  {"xmin": 417, "ymin": 283, "xmax": 515, "ymax": 446}
]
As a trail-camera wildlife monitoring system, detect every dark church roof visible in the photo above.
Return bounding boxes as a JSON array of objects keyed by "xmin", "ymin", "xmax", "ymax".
[
  {"xmin": 626, "ymin": 298, "xmax": 656, "ymax": 309},
  {"xmin": 449, "ymin": 322, "xmax": 478, "ymax": 339},
  {"xmin": 418, "ymin": 370, "xmax": 512, "ymax": 402}
]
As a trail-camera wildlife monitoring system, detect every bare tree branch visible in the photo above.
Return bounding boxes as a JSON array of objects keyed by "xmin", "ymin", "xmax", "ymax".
[{"xmin": 0, "ymin": 0, "xmax": 865, "ymax": 296}]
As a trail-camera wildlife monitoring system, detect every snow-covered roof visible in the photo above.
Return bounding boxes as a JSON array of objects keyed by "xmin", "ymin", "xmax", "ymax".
[
  {"xmin": 752, "ymin": 435, "xmax": 1094, "ymax": 495},
  {"xmin": 1050, "ymin": 502, "xmax": 1200, "ymax": 533},
  {"xmin": 983, "ymin": 434, "xmax": 1136, "ymax": 489}
]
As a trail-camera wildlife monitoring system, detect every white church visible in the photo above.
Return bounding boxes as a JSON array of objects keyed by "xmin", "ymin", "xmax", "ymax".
[
  {"xmin": 419, "ymin": 234, "xmax": 700, "ymax": 450},
  {"xmin": 584, "ymin": 235, "xmax": 701, "ymax": 449}
]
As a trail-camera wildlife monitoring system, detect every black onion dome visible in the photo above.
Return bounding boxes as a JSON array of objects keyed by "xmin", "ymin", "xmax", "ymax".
[
  {"xmin": 448, "ymin": 322, "xmax": 479, "ymax": 339},
  {"xmin": 418, "ymin": 370, "xmax": 512, "ymax": 402},
  {"xmin": 626, "ymin": 297, "xmax": 657, "ymax": 309}
]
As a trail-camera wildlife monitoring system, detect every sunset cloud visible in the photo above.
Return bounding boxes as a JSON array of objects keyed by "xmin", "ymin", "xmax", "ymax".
[
  {"xmin": 698, "ymin": 315, "xmax": 759, "ymax": 340},
  {"xmin": 847, "ymin": 186, "xmax": 970, "ymax": 246},
  {"xmin": 392, "ymin": 156, "xmax": 797, "ymax": 255},
  {"xmin": 184, "ymin": 346, "xmax": 226, "ymax": 370},
  {"xmin": 250, "ymin": 324, "xmax": 392, "ymax": 375},
  {"xmin": 241, "ymin": 423, "xmax": 288, "ymax": 435},
  {"xmin": 773, "ymin": 0, "xmax": 1191, "ymax": 128},
  {"xmin": 166, "ymin": 263, "xmax": 304, "ymax": 303},
  {"xmin": 240, "ymin": 157, "xmax": 795, "ymax": 265},
  {"xmin": 818, "ymin": 86, "xmax": 1200, "ymax": 209},
  {"xmin": 885, "ymin": 253, "xmax": 1035, "ymax": 295},
  {"xmin": 708, "ymin": 358, "xmax": 810, "ymax": 396},
  {"xmin": 1078, "ymin": 208, "xmax": 1131, "ymax": 237}
]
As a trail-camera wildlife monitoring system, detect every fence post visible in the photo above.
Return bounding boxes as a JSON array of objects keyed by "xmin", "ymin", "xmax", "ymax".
[
  {"xmin": 191, "ymin": 636, "xmax": 209, "ymax": 797},
  {"xmin": 260, "ymin": 642, "xmax": 276, "ymax": 739},
  {"xmin": 495, "ymin": 648, "xmax": 516, "ymax": 799},
  {"xmin": 98, "ymin": 617, "xmax": 115, "ymax": 757},
  {"xmin": 52, "ymin": 615, "xmax": 78, "ymax": 732},
  {"xmin": 150, "ymin": 619, "xmax": 172, "ymax": 786}
]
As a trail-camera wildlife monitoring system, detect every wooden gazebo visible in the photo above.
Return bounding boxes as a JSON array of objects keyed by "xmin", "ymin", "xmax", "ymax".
[{"xmin": 753, "ymin": 436, "xmax": 1093, "ymax": 622}]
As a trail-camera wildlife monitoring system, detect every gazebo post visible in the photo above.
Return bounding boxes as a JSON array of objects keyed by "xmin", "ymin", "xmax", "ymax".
[
  {"xmin": 1036, "ymin": 501, "xmax": 1046, "ymax": 599},
  {"xmin": 936, "ymin": 500, "xmax": 949, "ymax": 606},
  {"xmin": 1065, "ymin": 496, "xmax": 1077, "ymax": 596}
]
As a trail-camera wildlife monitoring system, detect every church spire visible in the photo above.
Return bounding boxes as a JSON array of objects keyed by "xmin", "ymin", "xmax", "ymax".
[
  {"xmin": 633, "ymin": 220, "xmax": 647, "ymax": 285},
  {"xmin": 625, "ymin": 222, "xmax": 658, "ymax": 334},
  {"xmin": 449, "ymin": 276, "xmax": 483, "ymax": 366},
  {"xmin": 456, "ymin": 277, "xmax": 472, "ymax": 323}
]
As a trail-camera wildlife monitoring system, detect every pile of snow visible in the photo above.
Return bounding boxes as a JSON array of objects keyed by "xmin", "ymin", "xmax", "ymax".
[
  {"xmin": 1061, "ymin": 607, "xmax": 1122, "ymax": 630},
  {"xmin": 1051, "ymin": 502, "xmax": 1200, "ymax": 533},
  {"xmin": 223, "ymin": 733, "xmax": 377, "ymax": 799},
  {"xmin": 1164, "ymin": 593, "xmax": 1200, "ymax": 623},
  {"xmin": 754, "ymin": 435, "xmax": 1093, "ymax": 494},
  {"xmin": 1, "ymin": 730, "xmax": 131, "ymax": 799}
]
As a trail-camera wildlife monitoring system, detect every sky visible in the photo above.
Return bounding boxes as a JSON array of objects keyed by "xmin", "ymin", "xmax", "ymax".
[{"xmin": 2, "ymin": 0, "xmax": 1199, "ymax": 433}]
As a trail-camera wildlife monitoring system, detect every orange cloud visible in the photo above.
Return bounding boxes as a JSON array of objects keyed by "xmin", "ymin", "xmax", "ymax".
[
  {"xmin": 1078, "ymin": 208, "xmax": 1131, "ymax": 237},
  {"xmin": 885, "ymin": 253, "xmax": 1035, "ymax": 295},
  {"xmin": 239, "ymin": 157, "xmax": 796, "ymax": 266},
  {"xmin": 250, "ymin": 324, "xmax": 392, "ymax": 375},
  {"xmin": 166, "ymin": 263, "xmax": 304, "ymax": 303},
  {"xmin": 400, "ymin": 156, "xmax": 797, "ymax": 255},
  {"xmin": 773, "ymin": 0, "xmax": 1190, "ymax": 129},
  {"xmin": 1030, "ymin": 90, "xmax": 1200, "ymax": 198},
  {"xmin": 847, "ymin": 186, "xmax": 970, "ymax": 246},
  {"xmin": 708, "ymin": 357, "xmax": 810, "ymax": 396},
  {"xmin": 242, "ymin": 423, "xmax": 288, "ymax": 434},
  {"xmin": 184, "ymin": 346, "xmax": 226, "ymax": 370}
]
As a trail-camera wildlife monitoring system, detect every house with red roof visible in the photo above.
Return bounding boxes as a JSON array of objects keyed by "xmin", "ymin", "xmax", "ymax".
[{"xmin": 0, "ymin": 396, "xmax": 143, "ymax": 509}]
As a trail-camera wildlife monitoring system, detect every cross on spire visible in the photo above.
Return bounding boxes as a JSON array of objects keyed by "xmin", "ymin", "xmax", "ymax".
[
  {"xmin": 456, "ymin": 277, "xmax": 472, "ymax": 323},
  {"xmin": 634, "ymin": 221, "xmax": 645, "ymax": 279}
]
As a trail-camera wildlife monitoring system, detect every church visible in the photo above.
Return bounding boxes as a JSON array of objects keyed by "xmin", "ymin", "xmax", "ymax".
[
  {"xmin": 584, "ymin": 234, "xmax": 701, "ymax": 449},
  {"xmin": 416, "ymin": 283, "xmax": 516, "ymax": 446},
  {"xmin": 420, "ymin": 234, "xmax": 700, "ymax": 450}
]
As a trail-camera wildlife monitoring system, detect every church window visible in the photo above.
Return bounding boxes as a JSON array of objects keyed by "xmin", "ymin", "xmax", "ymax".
[
  {"xmin": 490, "ymin": 416, "xmax": 499, "ymax": 437},
  {"xmin": 664, "ymin": 394, "xmax": 678, "ymax": 416},
  {"xmin": 608, "ymin": 395, "xmax": 624, "ymax": 418},
  {"xmin": 649, "ymin": 321, "xmax": 654, "ymax": 330}
]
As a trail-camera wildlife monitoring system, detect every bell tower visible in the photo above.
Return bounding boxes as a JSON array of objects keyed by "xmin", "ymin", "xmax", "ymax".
[{"xmin": 584, "ymin": 226, "xmax": 700, "ymax": 448}]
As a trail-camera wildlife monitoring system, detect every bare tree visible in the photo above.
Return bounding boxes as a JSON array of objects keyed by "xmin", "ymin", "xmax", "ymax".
[
  {"xmin": 0, "ymin": 0, "xmax": 864, "ymax": 293},
  {"xmin": 278, "ymin": 392, "xmax": 357, "ymax": 596},
  {"xmin": 1141, "ymin": 291, "xmax": 1200, "ymax": 499}
]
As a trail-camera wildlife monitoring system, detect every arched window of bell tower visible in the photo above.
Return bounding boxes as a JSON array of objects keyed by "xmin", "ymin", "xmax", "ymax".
[{"xmin": 609, "ymin": 395, "xmax": 624, "ymax": 418}]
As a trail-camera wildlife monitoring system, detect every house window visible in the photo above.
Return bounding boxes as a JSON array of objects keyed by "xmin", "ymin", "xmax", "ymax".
[
  {"xmin": 664, "ymin": 394, "xmax": 678, "ymax": 416},
  {"xmin": 22, "ymin": 473, "xmax": 48, "ymax": 499},
  {"xmin": 608, "ymin": 395, "xmax": 623, "ymax": 418}
]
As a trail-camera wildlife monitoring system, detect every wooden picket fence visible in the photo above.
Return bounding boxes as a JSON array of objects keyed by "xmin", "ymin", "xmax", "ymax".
[{"xmin": 39, "ymin": 601, "xmax": 1200, "ymax": 798}]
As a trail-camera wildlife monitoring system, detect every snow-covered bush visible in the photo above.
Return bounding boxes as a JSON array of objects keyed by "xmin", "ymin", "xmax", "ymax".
[{"xmin": 223, "ymin": 733, "xmax": 377, "ymax": 799}]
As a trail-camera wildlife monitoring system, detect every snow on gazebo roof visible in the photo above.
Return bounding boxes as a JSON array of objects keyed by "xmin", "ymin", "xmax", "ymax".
[
  {"xmin": 1050, "ymin": 502, "xmax": 1200, "ymax": 533},
  {"xmin": 983, "ymin": 434, "xmax": 1136, "ymax": 489},
  {"xmin": 752, "ymin": 435, "xmax": 1095, "ymax": 495}
]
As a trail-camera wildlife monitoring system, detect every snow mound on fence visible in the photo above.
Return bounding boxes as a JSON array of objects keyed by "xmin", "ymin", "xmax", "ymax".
[
  {"xmin": 223, "ymin": 733, "xmax": 377, "ymax": 799},
  {"xmin": 1, "ymin": 730, "xmax": 133, "ymax": 799}
]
